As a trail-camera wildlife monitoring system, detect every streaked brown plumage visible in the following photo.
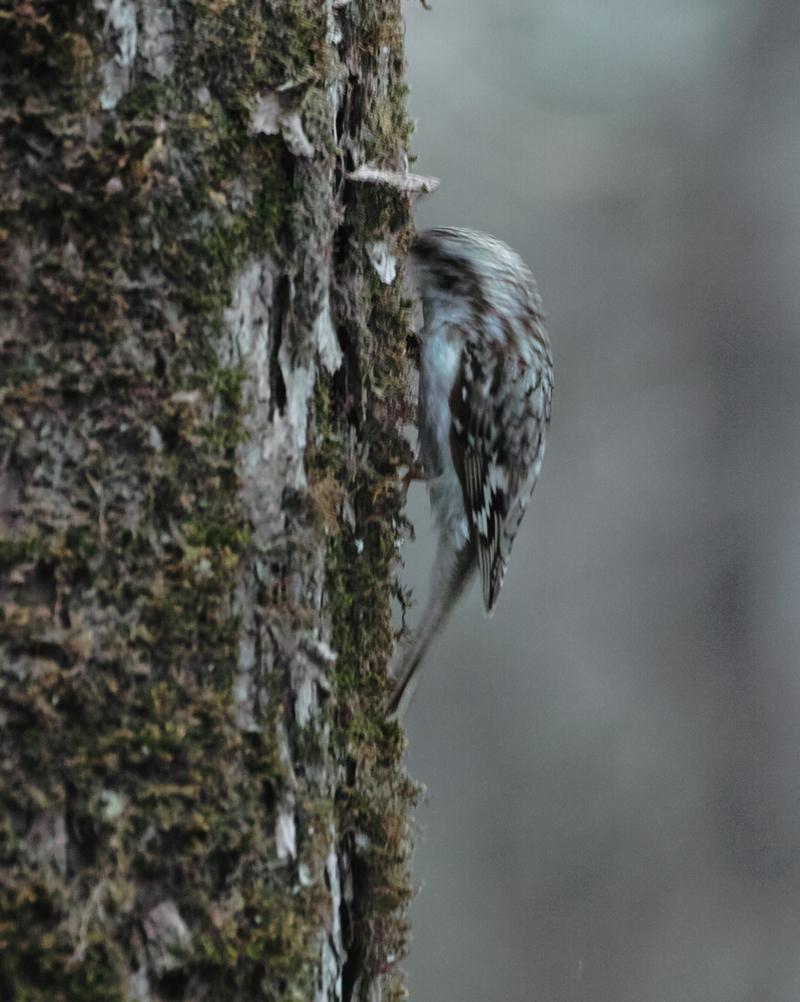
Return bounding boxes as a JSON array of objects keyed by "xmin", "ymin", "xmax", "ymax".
[{"xmin": 386, "ymin": 228, "xmax": 553, "ymax": 717}]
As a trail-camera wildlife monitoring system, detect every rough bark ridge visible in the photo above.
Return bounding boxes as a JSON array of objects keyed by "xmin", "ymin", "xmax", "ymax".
[{"xmin": 0, "ymin": 1, "xmax": 420, "ymax": 999}]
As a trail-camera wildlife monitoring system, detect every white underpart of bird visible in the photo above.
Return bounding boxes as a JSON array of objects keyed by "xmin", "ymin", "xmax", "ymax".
[{"xmin": 386, "ymin": 228, "xmax": 553, "ymax": 718}]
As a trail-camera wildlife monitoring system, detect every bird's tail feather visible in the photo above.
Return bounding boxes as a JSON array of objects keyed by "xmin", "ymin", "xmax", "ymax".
[{"xmin": 385, "ymin": 541, "xmax": 476, "ymax": 718}]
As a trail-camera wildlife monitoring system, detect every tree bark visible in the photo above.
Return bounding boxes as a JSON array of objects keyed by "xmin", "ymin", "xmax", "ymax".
[{"xmin": 0, "ymin": 1, "xmax": 423, "ymax": 999}]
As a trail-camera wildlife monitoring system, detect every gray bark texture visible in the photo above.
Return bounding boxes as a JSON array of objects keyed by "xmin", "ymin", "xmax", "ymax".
[{"xmin": 0, "ymin": 1, "xmax": 422, "ymax": 999}]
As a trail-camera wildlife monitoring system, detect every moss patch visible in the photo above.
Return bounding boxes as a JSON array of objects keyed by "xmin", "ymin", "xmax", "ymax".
[{"xmin": 1, "ymin": 0, "xmax": 420, "ymax": 998}]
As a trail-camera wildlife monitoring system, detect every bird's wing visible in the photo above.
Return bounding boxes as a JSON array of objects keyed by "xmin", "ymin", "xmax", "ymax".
[
  {"xmin": 449, "ymin": 345, "xmax": 513, "ymax": 613},
  {"xmin": 449, "ymin": 338, "xmax": 550, "ymax": 614}
]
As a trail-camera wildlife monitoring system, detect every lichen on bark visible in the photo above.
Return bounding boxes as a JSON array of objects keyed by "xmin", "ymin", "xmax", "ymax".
[{"xmin": 0, "ymin": 1, "xmax": 419, "ymax": 999}]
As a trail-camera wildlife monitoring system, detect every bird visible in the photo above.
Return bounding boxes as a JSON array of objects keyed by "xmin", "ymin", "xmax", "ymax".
[{"xmin": 386, "ymin": 228, "xmax": 553, "ymax": 717}]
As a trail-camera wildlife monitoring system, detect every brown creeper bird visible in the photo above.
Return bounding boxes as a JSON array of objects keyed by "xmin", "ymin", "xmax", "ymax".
[{"xmin": 386, "ymin": 228, "xmax": 553, "ymax": 716}]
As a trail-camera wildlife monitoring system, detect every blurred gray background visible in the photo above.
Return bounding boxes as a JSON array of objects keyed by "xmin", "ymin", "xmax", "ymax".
[{"xmin": 397, "ymin": 1, "xmax": 800, "ymax": 999}]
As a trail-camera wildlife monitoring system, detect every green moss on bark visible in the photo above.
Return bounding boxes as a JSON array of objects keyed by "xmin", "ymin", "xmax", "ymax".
[{"xmin": 1, "ymin": 0, "xmax": 419, "ymax": 998}]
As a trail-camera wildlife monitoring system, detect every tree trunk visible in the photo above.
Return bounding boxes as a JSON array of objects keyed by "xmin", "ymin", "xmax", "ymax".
[{"xmin": 0, "ymin": 1, "xmax": 425, "ymax": 998}]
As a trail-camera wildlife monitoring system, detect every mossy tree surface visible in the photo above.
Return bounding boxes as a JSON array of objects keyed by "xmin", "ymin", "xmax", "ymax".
[{"xmin": 0, "ymin": 1, "xmax": 419, "ymax": 999}]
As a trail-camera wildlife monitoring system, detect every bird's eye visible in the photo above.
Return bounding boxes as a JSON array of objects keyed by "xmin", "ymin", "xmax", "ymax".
[{"xmin": 438, "ymin": 269, "xmax": 461, "ymax": 292}]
